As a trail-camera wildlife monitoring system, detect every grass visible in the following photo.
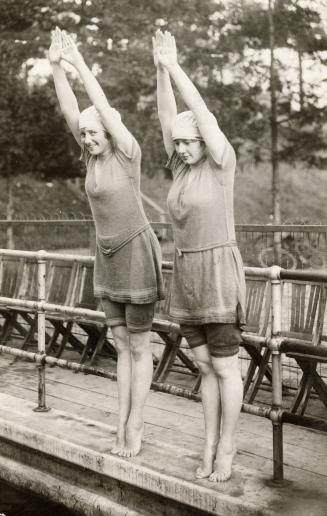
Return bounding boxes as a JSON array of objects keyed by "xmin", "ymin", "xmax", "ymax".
[
  {"xmin": 142, "ymin": 163, "xmax": 327, "ymax": 225},
  {"xmin": 234, "ymin": 162, "xmax": 327, "ymax": 224}
]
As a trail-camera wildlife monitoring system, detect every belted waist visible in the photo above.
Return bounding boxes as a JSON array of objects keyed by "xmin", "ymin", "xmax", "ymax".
[
  {"xmin": 176, "ymin": 240, "xmax": 237, "ymax": 257},
  {"xmin": 97, "ymin": 223, "xmax": 150, "ymax": 257}
]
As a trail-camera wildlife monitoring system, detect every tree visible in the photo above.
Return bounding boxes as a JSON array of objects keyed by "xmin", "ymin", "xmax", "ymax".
[{"xmin": 1, "ymin": 0, "xmax": 327, "ymax": 229}]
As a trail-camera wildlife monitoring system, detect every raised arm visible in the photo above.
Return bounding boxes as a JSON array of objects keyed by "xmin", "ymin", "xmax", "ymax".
[
  {"xmin": 153, "ymin": 31, "xmax": 177, "ymax": 157},
  {"xmin": 60, "ymin": 31, "xmax": 133, "ymax": 156},
  {"xmin": 49, "ymin": 28, "xmax": 81, "ymax": 146},
  {"xmin": 159, "ymin": 31, "xmax": 227, "ymax": 165}
]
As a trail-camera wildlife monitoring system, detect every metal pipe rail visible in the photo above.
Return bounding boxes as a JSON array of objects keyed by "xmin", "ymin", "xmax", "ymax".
[
  {"xmin": 0, "ymin": 345, "xmax": 201, "ymax": 402},
  {"xmin": 279, "ymin": 340, "xmax": 327, "ymax": 359},
  {"xmin": 280, "ymin": 268, "xmax": 327, "ymax": 282},
  {"xmin": 0, "ymin": 248, "xmax": 174, "ymax": 271}
]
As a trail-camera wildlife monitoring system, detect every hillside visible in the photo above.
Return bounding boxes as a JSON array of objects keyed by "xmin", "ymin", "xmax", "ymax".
[
  {"xmin": 0, "ymin": 176, "xmax": 91, "ymax": 220},
  {"xmin": 142, "ymin": 164, "xmax": 327, "ymax": 225},
  {"xmin": 0, "ymin": 163, "xmax": 326, "ymax": 224}
]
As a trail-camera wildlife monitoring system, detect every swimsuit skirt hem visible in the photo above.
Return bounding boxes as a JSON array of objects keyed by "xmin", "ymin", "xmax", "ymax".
[
  {"xmin": 94, "ymin": 288, "xmax": 162, "ymax": 304},
  {"xmin": 94, "ymin": 227, "xmax": 165, "ymax": 304},
  {"xmin": 169, "ymin": 245, "xmax": 246, "ymax": 326}
]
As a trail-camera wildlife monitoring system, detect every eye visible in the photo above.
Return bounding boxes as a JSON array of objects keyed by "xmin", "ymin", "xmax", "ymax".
[{"xmin": 80, "ymin": 131, "xmax": 85, "ymax": 138}]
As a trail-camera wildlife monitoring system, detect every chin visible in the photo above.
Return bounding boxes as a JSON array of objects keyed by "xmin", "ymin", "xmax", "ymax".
[{"xmin": 89, "ymin": 148, "xmax": 101, "ymax": 156}]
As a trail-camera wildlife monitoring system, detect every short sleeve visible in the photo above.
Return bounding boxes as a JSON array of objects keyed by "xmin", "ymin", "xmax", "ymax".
[
  {"xmin": 114, "ymin": 135, "xmax": 141, "ymax": 162},
  {"xmin": 220, "ymin": 140, "xmax": 236, "ymax": 171}
]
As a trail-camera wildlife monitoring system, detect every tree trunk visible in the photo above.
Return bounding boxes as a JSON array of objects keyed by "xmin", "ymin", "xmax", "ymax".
[
  {"xmin": 6, "ymin": 155, "xmax": 14, "ymax": 250},
  {"xmin": 268, "ymin": 0, "xmax": 281, "ymax": 262},
  {"xmin": 298, "ymin": 48, "xmax": 304, "ymax": 111},
  {"xmin": 268, "ymin": 0, "xmax": 280, "ymax": 224}
]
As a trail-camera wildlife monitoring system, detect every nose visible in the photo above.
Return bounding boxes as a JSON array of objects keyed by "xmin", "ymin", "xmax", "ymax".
[
  {"xmin": 177, "ymin": 142, "xmax": 186, "ymax": 153},
  {"xmin": 85, "ymin": 133, "xmax": 92, "ymax": 144}
]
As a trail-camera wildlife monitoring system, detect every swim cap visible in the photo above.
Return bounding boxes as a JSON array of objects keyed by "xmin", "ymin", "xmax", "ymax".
[
  {"xmin": 79, "ymin": 106, "xmax": 104, "ymax": 131},
  {"xmin": 171, "ymin": 111, "xmax": 203, "ymax": 141}
]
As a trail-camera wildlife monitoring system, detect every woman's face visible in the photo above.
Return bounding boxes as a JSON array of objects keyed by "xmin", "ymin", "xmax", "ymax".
[
  {"xmin": 174, "ymin": 139, "xmax": 205, "ymax": 166},
  {"xmin": 80, "ymin": 123, "xmax": 111, "ymax": 156}
]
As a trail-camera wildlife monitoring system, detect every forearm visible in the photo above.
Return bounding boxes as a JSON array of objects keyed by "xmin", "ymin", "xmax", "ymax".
[
  {"xmin": 74, "ymin": 57, "xmax": 109, "ymax": 112},
  {"xmin": 51, "ymin": 64, "xmax": 79, "ymax": 115},
  {"xmin": 157, "ymin": 66, "xmax": 177, "ymax": 120},
  {"xmin": 166, "ymin": 63, "xmax": 207, "ymax": 114}
]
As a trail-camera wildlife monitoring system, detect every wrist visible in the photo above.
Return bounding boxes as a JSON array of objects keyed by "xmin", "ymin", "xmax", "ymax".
[
  {"xmin": 51, "ymin": 62, "xmax": 63, "ymax": 70},
  {"xmin": 165, "ymin": 62, "xmax": 179, "ymax": 73},
  {"xmin": 74, "ymin": 55, "xmax": 86, "ymax": 70},
  {"xmin": 157, "ymin": 63, "xmax": 168, "ymax": 74}
]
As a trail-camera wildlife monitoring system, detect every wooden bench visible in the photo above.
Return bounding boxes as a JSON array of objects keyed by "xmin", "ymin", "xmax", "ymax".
[
  {"xmin": 281, "ymin": 279, "xmax": 327, "ymax": 413},
  {"xmin": 242, "ymin": 277, "xmax": 327, "ymax": 413},
  {"xmin": 0, "ymin": 254, "xmax": 25, "ymax": 341},
  {"xmin": 69, "ymin": 261, "xmax": 117, "ymax": 365},
  {"xmin": 0, "ymin": 255, "xmax": 274, "ymax": 398},
  {"xmin": 242, "ymin": 275, "xmax": 272, "ymax": 402}
]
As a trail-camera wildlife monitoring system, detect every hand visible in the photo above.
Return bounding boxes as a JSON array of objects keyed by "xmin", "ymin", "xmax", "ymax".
[
  {"xmin": 155, "ymin": 30, "xmax": 178, "ymax": 69},
  {"xmin": 60, "ymin": 30, "xmax": 84, "ymax": 68},
  {"xmin": 48, "ymin": 26, "xmax": 62, "ymax": 64},
  {"xmin": 152, "ymin": 29, "xmax": 162, "ymax": 67}
]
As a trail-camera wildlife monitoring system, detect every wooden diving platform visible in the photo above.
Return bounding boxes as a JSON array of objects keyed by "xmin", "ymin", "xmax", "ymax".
[{"xmin": 0, "ymin": 353, "xmax": 326, "ymax": 516}]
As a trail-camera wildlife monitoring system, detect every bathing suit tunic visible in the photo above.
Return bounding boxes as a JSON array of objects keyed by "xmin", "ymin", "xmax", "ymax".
[
  {"xmin": 83, "ymin": 137, "xmax": 164, "ymax": 304},
  {"xmin": 166, "ymin": 118, "xmax": 246, "ymax": 325}
]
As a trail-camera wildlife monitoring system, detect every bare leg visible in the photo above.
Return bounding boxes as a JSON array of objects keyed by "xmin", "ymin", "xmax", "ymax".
[
  {"xmin": 209, "ymin": 354, "xmax": 243, "ymax": 482},
  {"xmin": 118, "ymin": 330, "xmax": 153, "ymax": 457},
  {"xmin": 110, "ymin": 325, "xmax": 131, "ymax": 454},
  {"xmin": 191, "ymin": 345, "xmax": 221, "ymax": 479}
]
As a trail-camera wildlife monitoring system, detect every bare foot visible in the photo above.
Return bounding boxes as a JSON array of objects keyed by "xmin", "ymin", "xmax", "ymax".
[
  {"xmin": 209, "ymin": 445, "xmax": 236, "ymax": 482},
  {"xmin": 195, "ymin": 442, "xmax": 218, "ymax": 479},
  {"xmin": 110, "ymin": 424, "xmax": 126, "ymax": 455},
  {"xmin": 118, "ymin": 423, "xmax": 144, "ymax": 458}
]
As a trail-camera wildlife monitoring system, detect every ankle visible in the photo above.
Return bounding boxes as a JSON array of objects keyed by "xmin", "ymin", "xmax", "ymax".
[
  {"xmin": 217, "ymin": 440, "xmax": 235, "ymax": 455},
  {"xmin": 127, "ymin": 418, "xmax": 143, "ymax": 432},
  {"xmin": 204, "ymin": 439, "xmax": 219, "ymax": 449}
]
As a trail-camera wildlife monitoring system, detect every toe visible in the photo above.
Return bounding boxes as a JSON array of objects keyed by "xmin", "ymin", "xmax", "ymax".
[{"xmin": 195, "ymin": 467, "xmax": 210, "ymax": 479}]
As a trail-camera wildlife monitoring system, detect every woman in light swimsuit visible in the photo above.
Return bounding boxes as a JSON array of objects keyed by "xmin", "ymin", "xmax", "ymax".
[
  {"xmin": 49, "ymin": 27, "xmax": 164, "ymax": 457},
  {"xmin": 153, "ymin": 30, "xmax": 245, "ymax": 481}
]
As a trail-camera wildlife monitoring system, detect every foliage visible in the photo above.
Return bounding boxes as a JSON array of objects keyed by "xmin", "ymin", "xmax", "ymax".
[{"xmin": 0, "ymin": 0, "xmax": 327, "ymax": 188}]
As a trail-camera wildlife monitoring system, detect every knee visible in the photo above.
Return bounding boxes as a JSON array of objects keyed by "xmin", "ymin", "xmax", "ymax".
[
  {"xmin": 130, "ymin": 332, "xmax": 151, "ymax": 361},
  {"xmin": 213, "ymin": 355, "xmax": 240, "ymax": 378},
  {"xmin": 195, "ymin": 358, "xmax": 214, "ymax": 376},
  {"xmin": 114, "ymin": 337, "xmax": 130, "ymax": 355}
]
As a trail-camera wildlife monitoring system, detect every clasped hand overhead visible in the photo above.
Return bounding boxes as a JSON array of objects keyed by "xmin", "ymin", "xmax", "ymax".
[
  {"xmin": 152, "ymin": 29, "xmax": 178, "ymax": 69},
  {"xmin": 49, "ymin": 26, "xmax": 83, "ymax": 68}
]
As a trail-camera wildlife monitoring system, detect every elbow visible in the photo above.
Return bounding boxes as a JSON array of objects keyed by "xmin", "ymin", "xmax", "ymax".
[
  {"xmin": 92, "ymin": 97, "xmax": 110, "ymax": 115},
  {"xmin": 158, "ymin": 109, "xmax": 175, "ymax": 128},
  {"xmin": 191, "ymin": 99, "xmax": 209, "ymax": 116}
]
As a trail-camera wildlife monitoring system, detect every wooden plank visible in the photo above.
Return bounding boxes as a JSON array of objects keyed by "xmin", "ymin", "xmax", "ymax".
[{"xmin": 0, "ymin": 360, "xmax": 326, "ymax": 481}]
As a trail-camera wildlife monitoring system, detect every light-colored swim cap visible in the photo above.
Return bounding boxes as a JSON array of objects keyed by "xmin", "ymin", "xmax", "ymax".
[
  {"xmin": 171, "ymin": 111, "xmax": 203, "ymax": 141},
  {"xmin": 79, "ymin": 105, "xmax": 122, "ymax": 132},
  {"xmin": 79, "ymin": 106, "xmax": 104, "ymax": 131}
]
